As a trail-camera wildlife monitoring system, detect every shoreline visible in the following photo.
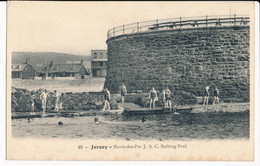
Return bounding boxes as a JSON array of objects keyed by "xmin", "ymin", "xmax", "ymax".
[{"xmin": 12, "ymin": 102, "xmax": 249, "ymax": 119}]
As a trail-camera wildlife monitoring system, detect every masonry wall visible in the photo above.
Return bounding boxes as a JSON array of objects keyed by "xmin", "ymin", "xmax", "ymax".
[{"xmin": 105, "ymin": 26, "xmax": 250, "ymax": 102}]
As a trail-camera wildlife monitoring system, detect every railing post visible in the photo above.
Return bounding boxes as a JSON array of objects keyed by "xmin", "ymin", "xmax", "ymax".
[
  {"xmin": 137, "ymin": 22, "xmax": 139, "ymax": 32},
  {"xmin": 113, "ymin": 27, "xmax": 115, "ymax": 37},
  {"xmin": 206, "ymin": 15, "xmax": 208, "ymax": 27},
  {"xmin": 180, "ymin": 17, "xmax": 182, "ymax": 29},
  {"xmin": 234, "ymin": 14, "xmax": 236, "ymax": 25},
  {"xmin": 123, "ymin": 25, "xmax": 124, "ymax": 35}
]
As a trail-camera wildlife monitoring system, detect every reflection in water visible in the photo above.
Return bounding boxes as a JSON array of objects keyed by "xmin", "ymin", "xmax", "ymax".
[{"xmin": 12, "ymin": 112, "xmax": 249, "ymax": 140}]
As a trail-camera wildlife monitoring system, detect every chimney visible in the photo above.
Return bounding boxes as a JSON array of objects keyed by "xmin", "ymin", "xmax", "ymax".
[
  {"xmin": 25, "ymin": 57, "xmax": 30, "ymax": 64},
  {"xmin": 49, "ymin": 61, "xmax": 54, "ymax": 68}
]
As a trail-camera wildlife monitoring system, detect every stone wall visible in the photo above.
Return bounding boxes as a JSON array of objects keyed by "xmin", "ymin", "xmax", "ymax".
[{"xmin": 105, "ymin": 26, "xmax": 250, "ymax": 102}]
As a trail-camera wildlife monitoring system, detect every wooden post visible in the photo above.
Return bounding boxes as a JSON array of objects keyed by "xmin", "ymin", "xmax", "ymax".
[{"xmin": 137, "ymin": 22, "xmax": 139, "ymax": 32}]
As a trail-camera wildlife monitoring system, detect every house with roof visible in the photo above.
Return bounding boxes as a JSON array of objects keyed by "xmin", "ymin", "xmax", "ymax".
[
  {"xmin": 12, "ymin": 58, "xmax": 90, "ymax": 79},
  {"xmin": 48, "ymin": 62, "xmax": 89, "ymax": 79},
  {"xmin": 32, "ymin": 61, "xmax": 53, "ymax": 78},
  {"xmin": 11, "ymin": 58, "xmax": 36, "ymax": 79}
]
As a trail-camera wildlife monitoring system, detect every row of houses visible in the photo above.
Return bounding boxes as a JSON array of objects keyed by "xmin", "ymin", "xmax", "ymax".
[
  {"xmin": 12, "ymin": 50, "xmax": 108, "ymax": 79},
  {"xmin": 12, "ymin": 58, "xmax": 90, "ymax": 79}
]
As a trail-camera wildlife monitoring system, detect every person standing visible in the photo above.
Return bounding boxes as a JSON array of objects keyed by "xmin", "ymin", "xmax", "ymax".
[
  {"xmin": 203, "ymin": 85, "xmax": 210, "ymax": 105},
  {"xmin": 165, "ymin": 87, "xmax": 172, "ymax": 108},
  {"xmin": 103, "ymin": 88, "xmax": 111, "ymax": 111},
  {"xmin": 54, "ymin": 90, "xmax": 60, "ymax": 112},
  {"xmin": 30, "ymin": 92, "xmax": 36, "ymax": 114},
  {"xmin": 149, "ymin": 87, "xmax": 157, "ymax": 109},
  {"xmin": 40, "ymin": 89, "xmax": 48, "ymax": 114},
  {"xmin": 162, "ymin": 89, "xmax": 166, "ymax": 107},
  {"xmin": 119, "ymin": 83, "xmax": 127, "ymax": 104},
  {"xmin": 213, "ymin": 86, "xmax": 220, "ymax": 105}
]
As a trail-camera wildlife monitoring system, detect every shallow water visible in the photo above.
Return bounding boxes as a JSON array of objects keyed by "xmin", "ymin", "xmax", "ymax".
[{"xmin": 12, "ymin": 111, "xmax": 249, "ymax": 140}]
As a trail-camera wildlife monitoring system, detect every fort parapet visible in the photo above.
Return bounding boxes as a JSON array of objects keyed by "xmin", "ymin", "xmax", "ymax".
[{"xmin": 104, "ymin": 15, "xmax": 250, "ymax": 102}]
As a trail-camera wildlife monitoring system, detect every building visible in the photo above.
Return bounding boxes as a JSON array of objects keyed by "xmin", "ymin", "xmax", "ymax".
[
  {"xmin": 12, "ymin": 58, "xmax": 90, "ymax": 79},
  {"xmin": 11, "ymin": 58, "xmax": 36, "ymax": 79},
  {"xmin": 105, "ymin": 16, "xmax": 250, "ymax": 103},
  {"xmin": 66, "ymin": 60, "xmax": 91, "ymax": 74},
  {"xmin": 32, "ymin": 63, "xmax": 50, "ymax": 78},
  {"xmin": 91, "ymin": 50, "xmax": 108, "ymax": 77},
  {"xmin": 48, "ymin": 60, "xmax": 89, "ymax": 79}
]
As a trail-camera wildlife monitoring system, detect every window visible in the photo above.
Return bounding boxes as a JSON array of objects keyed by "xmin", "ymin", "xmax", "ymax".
[
  {"xmin": 94, "ymin": 55, "xmax": 97, "ymax": 59},
  {"xmin": 100, "ymin": 52, "xmax": 103, "ymax": 55},
  {"xmin": 93, "ymin": 62, "xmax": 98, "ymax": 67},
  {"xmin": 94, "ymin": 52, "xmax": 97, "ymax": 55}
]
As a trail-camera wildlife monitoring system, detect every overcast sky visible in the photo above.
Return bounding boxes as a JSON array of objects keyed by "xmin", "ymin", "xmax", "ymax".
[{"xmin": 7, "ymin": 1, "xmax": 253, "ymax": 56}]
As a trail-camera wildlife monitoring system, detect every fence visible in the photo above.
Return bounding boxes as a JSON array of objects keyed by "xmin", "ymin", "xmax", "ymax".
[{"xmin": 107, "ymin": 14, "xmax": 250, "ymax": 39}]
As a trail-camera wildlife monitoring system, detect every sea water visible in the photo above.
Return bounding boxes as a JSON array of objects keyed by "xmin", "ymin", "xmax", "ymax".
[{"xmin": 12, "ymin": 111, "xmax": 249, "ymax": 140}]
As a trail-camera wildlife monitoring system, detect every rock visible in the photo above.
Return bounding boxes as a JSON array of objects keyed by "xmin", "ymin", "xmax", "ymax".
[
  {"xmin": 111, "ymin": 94, "xmax": 121, "ymax": 102},
  {"xmin": 110, "ymin": 99, "xmax": 119, "ymax": 110}
]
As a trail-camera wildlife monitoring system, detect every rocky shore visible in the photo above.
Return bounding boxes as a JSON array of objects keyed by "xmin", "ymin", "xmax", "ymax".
[
  {"xmin": 11, "ymin": 87, "xmax": 249, "ymax": 113},
  {"xmin": 11, "ymin": 87, "xmax": 106, "ymax": 112}
]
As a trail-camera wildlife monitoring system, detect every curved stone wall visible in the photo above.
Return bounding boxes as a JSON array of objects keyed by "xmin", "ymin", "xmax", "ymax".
[{"xmin": 105, "ymin": 26, "xmax": 250, "ymax": 102}]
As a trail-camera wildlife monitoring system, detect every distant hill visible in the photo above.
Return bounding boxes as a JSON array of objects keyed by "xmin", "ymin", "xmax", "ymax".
[{"xmin": 12, "ymin": 52, "xmax": 91, "ymax": 65}]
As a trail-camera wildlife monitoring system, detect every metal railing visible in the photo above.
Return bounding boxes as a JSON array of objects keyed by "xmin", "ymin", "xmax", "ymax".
[{"xmin": 107, "ymin": 14, "xmax": 250, "ymax": 39}]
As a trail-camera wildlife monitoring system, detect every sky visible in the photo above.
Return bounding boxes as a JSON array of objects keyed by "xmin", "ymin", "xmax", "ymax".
[{"xmin": 7, "ymin": 1, "xmax": 253, "ymax": 56}]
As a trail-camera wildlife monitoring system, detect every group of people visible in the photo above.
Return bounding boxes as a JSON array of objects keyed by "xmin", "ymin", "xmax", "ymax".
[
  {"xmin": 203, "ymin": 85, "xmax": 220, "ymax": 105},
  {"xmin": 102, "ymin": 83, "xmax": 221, "ymax": 111},
  {"xmin": 30, "ymin": 89, "xmax": 62, "ymax": 114},
  {"xmin": 32, "ymin": 83, "xmax": 220, "ymax": 114},
  {"xmin": 149, "ymin": 87, "xmax": 172, "ymax": 109},
  {"xmin": 102, "ymin": 83, "xmax": 127, "ymax": 111},
  {"xmin": 102, "ymin": 84, "xmax": 174, "ymax": 111}
]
